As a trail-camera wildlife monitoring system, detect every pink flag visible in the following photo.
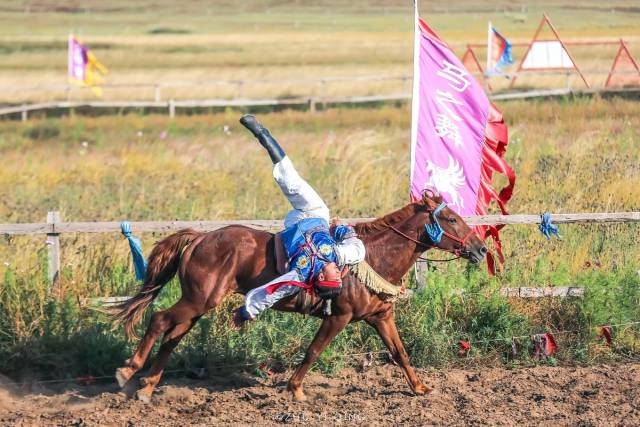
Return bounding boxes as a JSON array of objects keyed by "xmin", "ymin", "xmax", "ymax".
[
  {"xmin": 68, "ymin": 35, "xmax": 108, "ymax": 96},
  {"xmin": 68, "ymin": 35, "xmax": 89, "ymax": 83},
  {"xmin": 410, "ymin": 7, "xmax": 515, "ymax": 271}
]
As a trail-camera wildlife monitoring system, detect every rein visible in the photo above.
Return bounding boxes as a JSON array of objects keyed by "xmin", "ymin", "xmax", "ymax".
[{"xmin": 382, "ymin": 201, "xmax": 477, "ymax": 259}]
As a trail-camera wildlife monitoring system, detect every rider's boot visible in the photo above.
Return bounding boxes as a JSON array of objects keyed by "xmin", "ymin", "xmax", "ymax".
[{"xmin": 239, "ymin": 115, "xmax": 285, "ymax": 164}]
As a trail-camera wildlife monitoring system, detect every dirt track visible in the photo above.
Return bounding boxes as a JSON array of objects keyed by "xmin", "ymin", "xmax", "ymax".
[{"xmin": 1, "ymin": 363, "xmax": 639, "ymax": 426}]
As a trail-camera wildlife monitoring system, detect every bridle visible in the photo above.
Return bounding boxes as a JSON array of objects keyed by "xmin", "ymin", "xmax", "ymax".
[{"xmin": 383, "ymin": 202, "xmax": 477, "ymax": 258}]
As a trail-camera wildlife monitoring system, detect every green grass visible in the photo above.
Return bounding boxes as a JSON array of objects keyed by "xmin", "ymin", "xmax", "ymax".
[
  {"xmin": 0, "ymin": 97, "xmax": 639, "ymax": 381},
  {"xmin": 0, "ymin": 1, "xmax": 638, "ymax": 381}
]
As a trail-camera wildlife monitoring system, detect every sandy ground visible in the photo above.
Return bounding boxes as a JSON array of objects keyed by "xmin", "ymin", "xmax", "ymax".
[{"xmin": 0, "ymin": 363, "xmax": 638, "ymax": 426}]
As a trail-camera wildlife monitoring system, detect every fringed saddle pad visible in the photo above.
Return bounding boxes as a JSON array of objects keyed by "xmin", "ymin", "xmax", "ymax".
[{"xmin": 349, "ymin": 261, "xmax": 403, "ymax": 302}]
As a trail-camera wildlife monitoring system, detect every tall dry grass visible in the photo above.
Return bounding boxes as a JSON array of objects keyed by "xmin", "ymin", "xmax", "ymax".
[{"xmin": 1, "ymin": 1, "xmax": 638, "ymax": 102}]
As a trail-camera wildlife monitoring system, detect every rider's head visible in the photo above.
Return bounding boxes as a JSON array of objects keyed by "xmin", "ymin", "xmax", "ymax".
[{"xmin": 318, "ymin": 262, "xmax": 341, "ymax": 283}]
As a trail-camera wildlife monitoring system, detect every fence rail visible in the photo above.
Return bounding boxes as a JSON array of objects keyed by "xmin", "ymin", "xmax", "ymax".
[
  {"xmin": 2, "ymin": 69, "xmax": 638, "ymax": 101},
  {"xmin": 3, "ymin": 211, "xmax": 640, "ymax": 236},
  {"xmin": 2, "ymin": 87, "xmax": 639, "ymax": 121},
  {"xmin": 3, "ymin": 211, "xmax": 639, "ymax": 284}
]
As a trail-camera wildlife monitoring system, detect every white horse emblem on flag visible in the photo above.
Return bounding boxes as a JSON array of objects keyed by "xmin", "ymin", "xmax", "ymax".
[{"xmin": 423, "ymin": 155, "xmax": 466, "ymax": 210}]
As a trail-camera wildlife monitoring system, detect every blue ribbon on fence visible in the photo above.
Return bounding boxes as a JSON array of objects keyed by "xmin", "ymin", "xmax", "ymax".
[
  {"xmin": 120, "ymin": 221, "xmax": 147, "ymax": 281},
  {"xmin": 538, "ymin": 212, "xmax": 561, "ymax": 239}
]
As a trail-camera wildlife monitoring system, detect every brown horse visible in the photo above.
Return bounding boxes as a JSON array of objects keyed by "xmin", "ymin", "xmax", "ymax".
[{"xmin": 113, "ymin": 193, "xmax": 487, "ymax": 402}]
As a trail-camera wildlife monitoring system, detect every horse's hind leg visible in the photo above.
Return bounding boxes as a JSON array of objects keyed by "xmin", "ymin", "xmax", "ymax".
[
  {"xmin": 135, "ymin": 312, "xmax": 201, "ymax": 402},
  {"xmin": 367, "ymin": 311, "xmax": 431, "ymax": 395},
  {"xmin": 287, "ymin": 313, "xmax": 351, "ymax": 401},
  {"xmin": 116, "ymin": 307, "xmax": 178, "ymax": 387},
  {"xmin": 135, "ymin": 280, "xmax": 231, "ymax": 401}
]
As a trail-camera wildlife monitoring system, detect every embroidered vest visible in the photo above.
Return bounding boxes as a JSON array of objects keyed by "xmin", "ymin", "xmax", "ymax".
[{"xmin": 280, "ymin": 217, "xmax": 337, "ymax": 282}]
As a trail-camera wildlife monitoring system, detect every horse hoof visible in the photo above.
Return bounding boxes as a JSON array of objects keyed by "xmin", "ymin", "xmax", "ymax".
[
  {"xmin": 136, "ymin": 389, "xmax": 152, "ymax": 404},
  {"xmin": 115, "ymin": 367, "xmax": 132, "ymax": 388},
  {"xmin": 414, "ymin": 383, "xmax": 433, "ymax": 396},
  {"xmin": 290, "ymin": 389, "xmax": 307, "ymax": 402}
]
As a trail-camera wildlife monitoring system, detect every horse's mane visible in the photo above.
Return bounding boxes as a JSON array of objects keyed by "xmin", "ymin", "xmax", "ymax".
[{"xmin": 354, "ymin": 192, "xmax": 441, "ymax": 236}]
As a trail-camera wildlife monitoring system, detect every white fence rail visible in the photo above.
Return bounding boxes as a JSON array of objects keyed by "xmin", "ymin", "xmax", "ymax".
[{"xmin": 3, "ymin": 211, "xmax": 639, "ymax": 284}]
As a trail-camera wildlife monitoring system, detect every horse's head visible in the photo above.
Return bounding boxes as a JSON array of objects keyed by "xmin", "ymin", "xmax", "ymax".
[{"xmin": 418, "ymin": 192, "xmax": 488, "ymax": 264}]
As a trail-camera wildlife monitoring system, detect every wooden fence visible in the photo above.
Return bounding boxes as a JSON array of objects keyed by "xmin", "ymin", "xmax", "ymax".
[
  {"xmin": 2, "ymin": 210, "xmax": 639, "ymax": 284},
  {"xmin": 2, "ymin": 79, "xmax": 639, "ymax": 121}
]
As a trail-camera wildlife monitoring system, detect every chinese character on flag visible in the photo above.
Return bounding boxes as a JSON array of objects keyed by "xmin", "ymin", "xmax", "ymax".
[{"xmin": 409, "ymin": 2, "xmax": 516, "ymax": 273}]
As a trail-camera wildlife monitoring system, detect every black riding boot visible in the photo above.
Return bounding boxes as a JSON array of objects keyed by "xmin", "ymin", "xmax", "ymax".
[{"xmin": 239, "ymin": 114, "xmax": 285, "ymax": 164}]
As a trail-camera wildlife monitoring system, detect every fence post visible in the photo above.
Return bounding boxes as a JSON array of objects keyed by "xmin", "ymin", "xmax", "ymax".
[
  {"xmin": 309, "ymin": 98, "xmax": 316, "ymax": 114},
  {"xmin": 46, "ymin": 211, "xmax": 61, "ymax": 286},
  {"xmin": 414, "ymin": 260, "xmax": 428, "ymax": 291},
  {"xmin": 168, "ymin": 100, "xmax": 175, "ymax": 118},
  {"xmin": 21, "ymin": 106, "xmax": 27, "ymax": 122}
]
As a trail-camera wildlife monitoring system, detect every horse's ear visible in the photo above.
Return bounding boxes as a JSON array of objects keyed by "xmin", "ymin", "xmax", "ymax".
[{"xmin": 421, "ymin": 188, "xmax": 443, "ymax": 207}]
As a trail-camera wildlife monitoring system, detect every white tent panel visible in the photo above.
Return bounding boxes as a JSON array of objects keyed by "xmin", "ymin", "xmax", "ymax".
[{"xmin": 522, "ymin": 40, "xmax": 574, "ymax": 69}]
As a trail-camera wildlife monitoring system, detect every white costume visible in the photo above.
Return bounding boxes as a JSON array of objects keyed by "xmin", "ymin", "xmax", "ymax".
[{"xmin": 243, "ymin": 156, "xmax": 365, "ymax": 319}]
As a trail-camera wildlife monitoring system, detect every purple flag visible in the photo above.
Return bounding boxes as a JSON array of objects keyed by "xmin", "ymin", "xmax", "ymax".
[
  {"xmin": 409, "ymin": 8, "xmax": 516, "ymax": 273},
  {"xmin": 410, "ymin": 18, "xmax": 489, "ymax": 216},
  {"xmin": 68, "ymin": 36, "xmax": 89, "ymax": 83},
  {"xmin": 68, "ymin": 35, "xmax": 107, "ymax": 96}
]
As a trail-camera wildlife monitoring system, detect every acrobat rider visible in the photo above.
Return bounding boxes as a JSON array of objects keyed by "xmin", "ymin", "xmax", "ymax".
[{"xmin": 232, "ymin": 115, "xmax": 366, "ymax": 328}]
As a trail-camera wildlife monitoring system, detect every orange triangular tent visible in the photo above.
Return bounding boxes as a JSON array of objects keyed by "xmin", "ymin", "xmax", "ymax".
[
  {"xmin": 461, "ymin": 45, "xmax": 492, "ymax": 91},
  {"xmin": 605, "ymin": 39, "xmax": 640, "ymax": 88},
  {"xmin": 510, "ymin": 14, "xmax": 588, "ymax": 88}
]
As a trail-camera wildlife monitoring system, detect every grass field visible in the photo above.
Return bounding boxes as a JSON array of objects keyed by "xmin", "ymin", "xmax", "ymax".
[
  {"xmin": 1, "ymin": 0, "xmax": 639, "ymax": 102},
  {"xmin": 0, "ymin": 1, "xmax": 638, "ymax": 381},
  {"xmin": 1, "ymin": 97, "xmax": 639, "ymax": 379}
]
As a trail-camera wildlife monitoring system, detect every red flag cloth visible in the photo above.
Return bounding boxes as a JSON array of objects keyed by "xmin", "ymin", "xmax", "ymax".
[
  {"xmin": 533, "ymin": 333, "xmax": 558, "ymax": 359},
  {"xmin": 475, "ymin": 103, "xmax": 516, "ymax": 272},
  {"xmin": 458, "ymin": 340, "xmax": 471, "ymax": 356},
  {"xmin": 599, "ymin": 326, "xmax": 613, "ymax": 346},
  {"xmin": 544, "ymin": 332, "xmax": 558, "ymax": 356}
]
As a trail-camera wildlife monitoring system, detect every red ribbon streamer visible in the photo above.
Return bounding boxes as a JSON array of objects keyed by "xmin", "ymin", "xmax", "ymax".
[{"xmin": 475, "ymin": 103, "xmax": 516, "ymax": 274}]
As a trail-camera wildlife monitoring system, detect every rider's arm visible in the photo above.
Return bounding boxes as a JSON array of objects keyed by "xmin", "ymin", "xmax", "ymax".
[
  {"xmin": 335, "ymin": 237, "xmax": 365, "ymax": 266},
  {"xmin": 333, "ymin": 224, "xmax": 365, "ymax": 266}
]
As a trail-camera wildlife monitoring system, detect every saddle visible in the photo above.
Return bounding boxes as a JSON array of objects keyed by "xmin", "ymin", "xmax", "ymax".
[{"xmin": 273, "ymin": 232, "xmax": 289, "ymax": 275}]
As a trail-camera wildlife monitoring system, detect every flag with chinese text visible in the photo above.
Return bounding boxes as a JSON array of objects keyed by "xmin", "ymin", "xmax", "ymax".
[
  {"xmin": 409, "ymin": 10, "xmax": 516, "ymax": 272},
  {"xmin": 68, "ymin": 35, "xmax": 108, "ymax": 97}
]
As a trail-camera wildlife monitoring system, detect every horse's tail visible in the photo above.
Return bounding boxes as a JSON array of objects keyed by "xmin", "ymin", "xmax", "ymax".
[{"xmin": 112, "ymin": 228, "xmax": 202, "ymax": 339}]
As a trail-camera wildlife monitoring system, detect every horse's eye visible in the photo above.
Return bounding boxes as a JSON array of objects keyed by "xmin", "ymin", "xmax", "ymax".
[{"xmin": 447, "ymin": 217, "xmax": 457, "ymax": 224}]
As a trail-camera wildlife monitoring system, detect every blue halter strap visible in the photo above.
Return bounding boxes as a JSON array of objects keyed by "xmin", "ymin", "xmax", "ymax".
[{"xmin": 424, "ymin": 202, "xmax": 447, "ymax": 244}]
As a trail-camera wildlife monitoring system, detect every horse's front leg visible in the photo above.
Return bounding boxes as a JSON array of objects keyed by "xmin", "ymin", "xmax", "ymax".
[
  {"xmin": 367, "ymin": 311, "xmax": 431, "ymax": 395},
  {"xmin": 288, "ymin": 313, "xmax": 351, "ymax": 401}
]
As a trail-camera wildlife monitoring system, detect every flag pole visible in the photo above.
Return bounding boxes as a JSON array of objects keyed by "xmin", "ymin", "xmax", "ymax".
[
  {"xmin": 67, "ymin": 33, "xmax": 72, "ymax": 84},
  {"xmin": 409, "ymin": 0, "xmax": 421, "ymax": 191},
  {"xmin": 486, "ymin": 21, "xmax": 492, "ymax": 72}
]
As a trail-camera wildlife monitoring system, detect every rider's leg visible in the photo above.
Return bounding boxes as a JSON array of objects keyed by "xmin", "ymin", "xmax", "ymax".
[
  {"xmin": 239, "ymin": 114, "xmax": 285, "ymax": 163},
  {"xmin": 272, "ymin": 157, "xmax": 330, "ymax": 225},
  {"xmin": 239, "ymin": 114, "xmax": 329, "ymax": 224},
  {"xmin": 233, "ymin": 270, "xmax": 303, "ymax": 328},
  {"xmin": 244, "ymin": 270, "xmax": 303, "ymax": 318}
]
